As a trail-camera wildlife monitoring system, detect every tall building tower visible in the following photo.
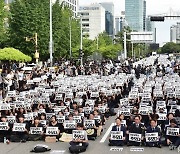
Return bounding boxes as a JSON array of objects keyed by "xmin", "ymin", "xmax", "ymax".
[
  {"xmin": 170, "ymin": 23, "xmax": 180, "ymax": 43},
  {"xmin": 58, "ymin": 0, "xmax": 79, "ymax": 17},
  {"xmin": 99, "ymin": 2, "xmax": 114, "ymax": 36},
  {"xmin": 79, "ymin": 3, "xmax": 105, "ymax": 40},
  {"xmin": 125, "ymin": 0, "xmax": 146, "ymax": 32}
]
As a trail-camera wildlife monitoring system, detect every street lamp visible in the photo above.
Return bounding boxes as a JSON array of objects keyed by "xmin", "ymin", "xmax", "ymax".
[
  {"xmin": 80, "ymin": 16, "xmax": 83, "ymax": 67},
  {"xmin": 25, "ymin": 33, "xmax": 39, "ymax": 64},
  {"xmin": 69, "ymin": 17, "xmax": 72, "ymax": 59},
  {"xmin": 49, "ymin": 0, "xmax": 53, "ymax": 67}
]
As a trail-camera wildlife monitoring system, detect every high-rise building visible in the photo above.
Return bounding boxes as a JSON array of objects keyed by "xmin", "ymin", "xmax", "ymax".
[
  {"xmin": 115, "ymin": 14, "xmax": 126, "ymax": 35},
  {"xmin": 99, "ymin": 2, "xmax": 114, "ymax": 36},
  {"xmin": 58, "ymin": 0, "xmax": 79, "ymax": 17},
  {"xmin": 125, "ymin": 0, "xmax": 146, "ymax": 32},
  {"xmin": 170, "ymin": 23, "xmax": 180, "ymax": 43},
  {"xmin": 79, "ymin": 3, "xmax": 105, "ymax": 40}
]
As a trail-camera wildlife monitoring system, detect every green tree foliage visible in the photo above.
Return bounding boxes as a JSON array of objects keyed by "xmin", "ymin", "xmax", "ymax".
[
  {"xmin": 161, "ymin": 42, "xmax": 180, "ymax": 54},
  {"xmin": 0, "ymin": 47, "xmax": 32, "ymax": 62},
  {"xmin": 0, "ymin": 0, "xmax": 8, "ymax": 48},
  {"xmin": 8, "ymin": 0, "xmax": 80, "ymax": 61}
]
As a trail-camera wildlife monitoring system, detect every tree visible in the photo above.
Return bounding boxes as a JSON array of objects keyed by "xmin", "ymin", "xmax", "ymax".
[
  {"xmin": 0, "ymin": 0, "xmax": 8, "ymax": 48},
  {"xmin": 161, "ymin": 42, "xmax": 180, "ymax": 54},
  {"xmin": 0, "ymin": 47, "xmax": 31, "ymax": 62},
  {"xmin": 8, "ymin": 0, "xmax": 80, "ymax": 61}
]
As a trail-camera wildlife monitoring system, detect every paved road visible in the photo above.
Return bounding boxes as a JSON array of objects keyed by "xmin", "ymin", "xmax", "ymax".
[{"xmin": 0, "ymin": 115, "xmax": 179, "ymax": 154}]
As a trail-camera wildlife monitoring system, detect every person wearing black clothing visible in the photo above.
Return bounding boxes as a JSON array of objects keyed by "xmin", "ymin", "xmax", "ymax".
[
  {"xmin": 28, "ymin": 116, "xmax": 44, "ymax": 141},
  {"xmin": 109, "ymin": 118, "xmax": 126, "ymax": 146},
  {"xmin": 48, "ymin": 115, "xmax": 61, "ymax": 139},
  {"xmin": 10, "ymin": 114, "xmax": 29, "ymax": 142},
  {"xmin": 127, "ymin": 115, "xmax": 145, "ymax": 146},
  {"xmin": 165, "ymin": 119, "xmax": 180, "ymax": 150},
  {"xmin": 145, "ymin": 119, "xmax": 161, "ymax": 148},
  {"xmin": 0, "ymin": 115, "xmax": 11, "ymax": 142}
]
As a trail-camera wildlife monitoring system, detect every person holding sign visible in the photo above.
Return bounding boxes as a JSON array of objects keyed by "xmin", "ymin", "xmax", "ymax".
[
  {"xmin": 165, "ymin": 119, "xmax": 180, "ymax": 150},
  {"xmin": 10, "ymin": 114, "xmax": 29, "ymax": 142},
  {"xmin": 28, "ymin": 116, "xmax": 44, "ymax": 141},
  {"xmin": 145, "ymin": 119, "xmax": 161, "ymax": 148},
  {"xmin": 48, "ymin": 115, "xmax": 61, "ymax": 139},
  {"xmin": 0, "ymin": 115, "xmax": 11, "ymax": 142},
  {"xmin": 109, "ymin": 118, "xmax": 126, "ymax": 146},
  {"xmin": 69, "ymin": 123, "xmax": 88, "ymax": 154},
  {"xmin": 127, "ymin": 115, "xmax": 145, "ymax": 146}
]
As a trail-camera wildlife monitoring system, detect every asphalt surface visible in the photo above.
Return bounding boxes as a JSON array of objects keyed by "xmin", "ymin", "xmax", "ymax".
[{"xmin": 0, "ymin": 115, "xmax": 179, "ymax": 154}]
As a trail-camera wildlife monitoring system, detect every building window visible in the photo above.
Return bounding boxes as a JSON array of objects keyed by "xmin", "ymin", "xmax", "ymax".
[
  {"xmin": 82, "ymin": 18, "xmax": 89, "ymax": 22},
  {"xmin": 82, "ymin": 23, "xmax": 89, "ymax": 27}
]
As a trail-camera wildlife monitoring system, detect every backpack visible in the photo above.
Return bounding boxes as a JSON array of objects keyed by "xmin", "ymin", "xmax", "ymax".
[{"xmin": 30, "ymin": 144, "xmax": 51, "ymax": 153}]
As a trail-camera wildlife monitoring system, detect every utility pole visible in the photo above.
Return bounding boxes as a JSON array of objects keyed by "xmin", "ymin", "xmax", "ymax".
[
  {"xmin": 49, "ymin": 0, "xmax": 53, "ymax": 67},
  {"xmin": 80, "ymin": 16, "xmax": 83, "ymax": 67},
  {"xmin": 69, "ymin": 17, "xmax": 72, "ymax": 59},
  {"xmin": 124, "ymin": 31, "xmax": 127, "ymax": 59}
]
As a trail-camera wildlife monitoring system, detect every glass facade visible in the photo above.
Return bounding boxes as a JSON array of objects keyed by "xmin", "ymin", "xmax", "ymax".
[
  {"xmin": 125, "ymin": 0, "xmax": 146, "ymax": 32},
  {"xmin": 100, "ymin": 3, "xmax": 114, "ymax": 36}
]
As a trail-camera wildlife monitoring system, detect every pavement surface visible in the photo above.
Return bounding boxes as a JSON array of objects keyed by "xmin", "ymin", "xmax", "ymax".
[{"xmin": 0, "ymin": 115, "xmax": 179, "ymax": 154}]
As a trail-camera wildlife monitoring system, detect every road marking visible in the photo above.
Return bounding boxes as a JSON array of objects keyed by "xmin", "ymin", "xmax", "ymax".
[{"xmin": 100, "ymin": 123, "xmax": 114, "ymax": 143}]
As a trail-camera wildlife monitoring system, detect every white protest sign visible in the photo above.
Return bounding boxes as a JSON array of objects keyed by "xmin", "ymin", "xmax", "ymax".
[
  {"xmin": 0, "ymin": 122, "xmax": 8, "ymax": 130},
  {"xmin": 73, "ymin": 116, "xmax": 82, "ymax": 123},
  {"xmin": 158, "ymin": 113, "xmax": 167, "ymax": 121},
  {"xmin": 94, "ymin": 115, "xmax": 101, "ymax": 123},
  {"xmin": 0, "ymin": 104, "xmax": 11, "ymax": 110},
  {"xmin": 57, "ymin": 116, "xmax": 65, "ymax": 123},
  {"xmin": 15, "ymin": 102, "xmax": 25, "ymax": 109},
  {"xmin": 64, "ymin": 120, "xmax": 76, "ymax": 129},
  {"xmin": 118, "ymin": 108, "xmax": 131, "ymax": 116},
  {"xmin": 30, "ymin": 127, "xmax": 43, "ymax": 134},
  {"xmin": 110, "ymin": 131, "xmax": 123, "ymax": 140},
  {"xmin": 98, "ymin": 106, "xmax": 106, "ymax": 114},
  {"xmin": 72, "ymin": 130, "xmax": 86, "ymax": 140},
  {"xmin": 6, "ymin": 116, "xmax": 16, "ymax": 123},
  {"xmin": 129, "ymin": 133, "xmax": 142, "ymax": 142},
  {"xmin": 13, "ymin": 123, "xmax": 26, "ymax": 132},
  {"xmin": 145, "ymin": 132, "xmax": 159, "ymax": 142},
  {"xmin": 83, "ymin": 107, "xmax": 92, "ymax": 115},
  {"xmin": 46, "ymin": 113, "xmax": 55, "ymax": 120},
  {"xmin": 110, "ymin": 148, "xmax": 123, "ymax": 152},
  {"xmin": 84, "ymin": 120, "xmax": 95, "ymax": 129},
  {"xmin": 138, "ymin": 107, "xmax": 149, "ymax": 115},
  {"xmin": 46, "ymin": 127, "xmax": 58, "ymax": 135},
  {"xmin": 7, "ymin": 91, "xmax": 16, "ymax": 97},
  {"xmin": 166, "ymin": 127, "xmax": 179, "ymax": 136},
  {"xmin": 121, "ymin": 120, "xmax": 126, "ymax": 127}
]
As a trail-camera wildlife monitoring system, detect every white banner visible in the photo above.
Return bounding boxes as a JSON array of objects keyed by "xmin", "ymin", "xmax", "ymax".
[
  {"xmin": 145, "ymin": 132, "xmax": 159, "ymax": 142},
  {"xmin": 30, "ymin": 127, "xmax": 43, "ymax": 134},
  {"xmin": 13, "ymin": 123, "xmax": 26, "ymax": 132},
  {"xmin": 64, "ymin": 120, "xmax": 76, "ymax": 129},
  {"xmin": 84, "ymin": 120, "xmax": 95, "ymax": 128},
  {"xmin": 7, "ymin": 116, "xmax": 16, "ymax": 123},
  {"xmin": 110, "ymin": 131, "xmax": 123, "ymax": 140},
  {"xmin": 166, "ymin": 127, "xmax": 179, "ymax": 136},
  {"xmin": 46, "ymin": 127, "xmax": 58, "ymax": 135},
  {"xmin": 72, "ymin": 130, "xmax": 86, "ymax": 140},
  {"xmin": 129, "ymin": 133, "xmax": 142, "ymax": 142},
  {"xmin": 0, "ymin": 122, "xmax": 8, "ymax": 130}
]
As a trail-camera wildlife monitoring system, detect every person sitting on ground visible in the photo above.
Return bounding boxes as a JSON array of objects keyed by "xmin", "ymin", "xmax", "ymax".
[
  {"xmin": 10, "ymin": 114, "xmax": 29, "ymax": 142},
  {"xmin": 28, "ymin": 116, "xmax": 45, "ymax": 141},
  {"xmin": 145, "ymin": 119, "xmax": 162, "ymax": 148},
  {"xmin": 69, "ymin": 123, "xmax": 89, "ymax": 154},
  {"xmin": 109, "ymin": 118, "xmax": 126, "ymax": 146},
  {"xmin": 0, "ymin": 115, "xmax": 11, "ymax": 142},
  {"xmin": 165, "ymin": 119, "xmax": 180, "ymax": 150}
]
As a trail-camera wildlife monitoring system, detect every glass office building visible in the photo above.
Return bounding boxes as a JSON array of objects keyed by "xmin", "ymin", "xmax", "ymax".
[{"xmin": 125, "ymin": 0, "xmax": 146, "ymax": 32}]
